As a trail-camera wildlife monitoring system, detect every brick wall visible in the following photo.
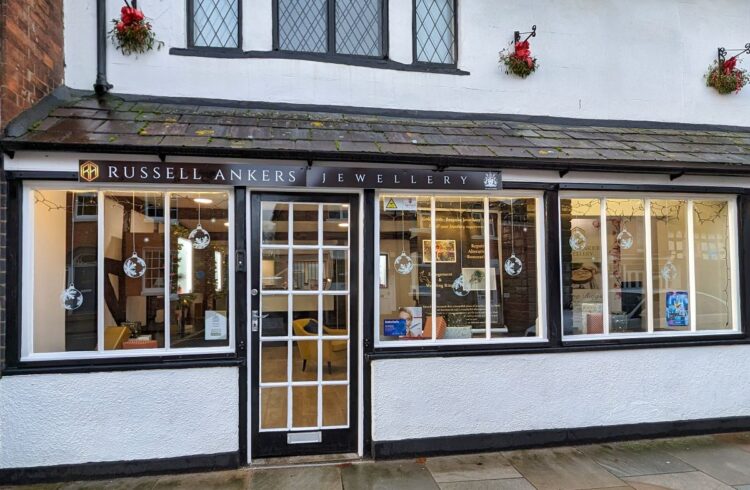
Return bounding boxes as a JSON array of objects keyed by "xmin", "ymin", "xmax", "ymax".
[{"xmin": 0, "ymin": 0, "xmax": 65, "ymax": 371}]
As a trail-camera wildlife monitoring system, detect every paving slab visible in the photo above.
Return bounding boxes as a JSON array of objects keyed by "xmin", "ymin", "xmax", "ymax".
[
  {"xmin": 248, "ymin": 465, "xmax": 341, "ymax": 490},
  {"xmin": 425, "ymin": 453, "xmax": 521, "ymax": 482},
  {"xmin": 666, "ymin": 442, "xmax": 750, "ymax": 486},
  {"xmin": 624, "ymin": 470, "xmax": 733, "ymax": 490},
  {"xmin": 62, "ymin": 477, "xmax": 159, "ymax": 490},
  {"xmin": 153, "ymin": 470, "xmax": 250, "ymax": 489},
  {"xmin": 341, "ymin": 461, "xmax": 438, "ymax": 490},
  {"xmin": 504, "ymin": 447, "xmax": 626, "ymax": 490},
  {"xmin": 580, "ymin": 442, "xmax": 695, "ymax": 477},
  {"xmin": 437, "ymin": 478, "xmax": 536, "ymax": 490}
]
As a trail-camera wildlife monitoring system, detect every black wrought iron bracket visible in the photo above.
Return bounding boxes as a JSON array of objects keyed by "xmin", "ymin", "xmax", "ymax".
[
  {"xmin": 718, "ymin": 43, "xmax": 750, "ymax": 65},
  {"xmin": 514, "ymin": 25, "xmax": 537, "ymax": 44}
]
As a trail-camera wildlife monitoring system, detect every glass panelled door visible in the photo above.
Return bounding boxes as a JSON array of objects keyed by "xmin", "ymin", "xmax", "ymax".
[{"xmin": 250, "ymin": 193, "xmax": 359, "ymax": 458}]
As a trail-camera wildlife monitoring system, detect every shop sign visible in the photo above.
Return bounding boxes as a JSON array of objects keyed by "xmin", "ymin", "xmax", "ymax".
[{"xmin": 79, "ymin": 161, "xmax": 502, "ymax": 190}]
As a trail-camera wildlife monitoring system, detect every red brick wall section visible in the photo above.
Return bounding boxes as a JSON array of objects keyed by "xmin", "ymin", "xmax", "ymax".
[
  {"xmin": 0, "ymin": 0, "xmax": 64, "ymax": 130},
  {"xmin": 0, "ymin": 0, "xmax": 63, "ymax": 372}
]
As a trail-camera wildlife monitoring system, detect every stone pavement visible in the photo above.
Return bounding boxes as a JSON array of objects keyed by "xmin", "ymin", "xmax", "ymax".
[{"xmin": 8, "ymin": 432, "xmax": 750, "ymax": 489}]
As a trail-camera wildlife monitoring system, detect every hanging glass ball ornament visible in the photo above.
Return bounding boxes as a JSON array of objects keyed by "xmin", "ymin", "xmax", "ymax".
[
  {"xmin": 661, "ymin": 261, "xmax": 679, "ymax": 282},
  {"xmin": 123, "ymin": 251, "xmax": 147, "ymax": 278},
  {"xmin": 189, "ymin": 223, "xmax": 211, "ymax": 250},
  {"xmin": 617, "ymin": 229, "xmax": 634, "ymax": 249},
  {"xmin": 569, "ymin": 227, "xmax": 588, "ymax": 251},
  {"xmin": 452, "ymin": 275, "xmax": 470, "ymax": 297},
  {"xmin": 504, "ymin": 254, "xmax": 524, "ymax": 277},
  {"xmin": 60, "ymin": 283, "xmax": 83, "ymax": 311},
  {"xmin": 394, "ymin": 251, "xmax": 414, "ymax": 275}
]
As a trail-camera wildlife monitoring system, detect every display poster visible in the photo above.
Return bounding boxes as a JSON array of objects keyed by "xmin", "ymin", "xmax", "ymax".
[
  {"xmin": 383, "ymin": 319, "xmax": 406, "ymax": 337},
  {"xmin": 205, "ymin": 310, "xmax": 228, "ymax": 340},
  {"xmin": 666, "ymin": 291, "xmax": 689, "ymax": 327}
]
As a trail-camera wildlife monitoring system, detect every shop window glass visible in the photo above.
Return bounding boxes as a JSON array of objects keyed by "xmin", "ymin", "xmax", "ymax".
[
  {"xmin": 561, "ymin": 194, "xmax": 738, "ymax": 337},
  {"xmin": 169, "ymin": 192, "xmax": 231, "ymax": 348},
  {"xmin": 25, "ymin": 186, "xmax": 233, "ymax": 359},
  {"xmin": 32, "ymin": 190, "xmax": 99, "ymax": 353},
  {"xmin": 377, "ymin": 194, "xmax": 542, "ymax": 343}
]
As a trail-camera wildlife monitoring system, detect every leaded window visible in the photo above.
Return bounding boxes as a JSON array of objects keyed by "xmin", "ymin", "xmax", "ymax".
[
  {"xmin": 276, "ymin": 0, "xmax": 385, "ymax": 57},
  {"xmin": 190, "ymin": 0, "xmax": 240, "ymax": 49},
  {"xmin": 415, "ymin": 0, "xmax": 456, "ymax": 65}
]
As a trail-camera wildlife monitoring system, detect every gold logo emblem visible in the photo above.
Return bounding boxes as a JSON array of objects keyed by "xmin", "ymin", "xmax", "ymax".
[{"xmin": 80, "ymin": 161, "xmax": 99, "ymax": 182}]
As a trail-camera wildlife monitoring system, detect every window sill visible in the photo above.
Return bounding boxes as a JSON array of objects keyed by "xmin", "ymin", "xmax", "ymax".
[{"xmin": 169, "ymin": 47, "xmax": 470, "ymax": 75}]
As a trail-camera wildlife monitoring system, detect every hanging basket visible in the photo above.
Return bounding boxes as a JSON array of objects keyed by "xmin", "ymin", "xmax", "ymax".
[
  {"xmin": 499, "ymin": 40, "xmax": 538, "ymax": 79},
  {"xmin": 109, "ymin": 1, "xmax": 164, "ymax": 55},
  {"xmin": 705, "ymin": 58, "xmax": 749, "ymax": 95}
]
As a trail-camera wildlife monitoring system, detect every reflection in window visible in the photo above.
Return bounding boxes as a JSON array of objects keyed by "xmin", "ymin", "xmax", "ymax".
[
  {"xmin": 562, "ymin": 195, "xmax": 737, "ymax": 336},
  {"xmin": 170, "ymin": 192, "xmax": 230, "ymax": 348},
  {"xmin": 378, "ymin": 195, "xmax": 541, "ymax": 342}
]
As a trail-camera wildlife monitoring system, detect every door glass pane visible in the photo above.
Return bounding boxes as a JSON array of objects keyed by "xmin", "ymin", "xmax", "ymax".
[
  {"xmin": 323, "ymin": 204, "xmax": 349, "ymax": 245},
  {"xmin": 32, "ymin": 190, "xmax": 98, "ymax": 353},
  {"xmin": 561, "ymin": 198, "xmax": 604, "ymax": 335},
  {"xmin": 292, "ymin": 386, "xmax": 318, "ymax": 428},
  {"xmin": 261, "ymin": 341, "xmax": 288, "ymax": 383},
  {"xmin": 434, "ymin": 197, "xmax": 486, "ymax": 340},
  {"xmin": 323, "ymin": 250, "xmax": 348, "ymax": 291},
  {"xmin": 323, "ymin": 340, "xmax": 348, "ymax": 381},
  {"xmin": 322, "ymin": 385, "xmax": 348, "ymax": 427},
  {"xmin": 103, "ymin": 191, "xmax": 166, "ymax": 350},
  {"xmin": 169, "ymin": 191, "xmax": 230, "ymax": 348},
  {"xmin": 651, "ymin": 200, "xmax": 689, "ymax": 332},
  {"xmin": 260, "ymin": 387, "xmax": 287, "ymax": 430},
  {"xmin": 378, "ymin": 196, "xmax": 432, "ymax": 340},
  {"xmin": 693, "ymin": 201, "xmax": 733, "ymax": 330},
  {"xmin": 262, "ymin": 202, "xmax": 288, "ymax": 245},
  {"xmin": 292, "ymin": 340, "xmax": 318, "ymax": 381},
  {"xmin": 261, "ymin": 249, "xmax": 288, "ymax": 291},
  {"xmin": 292, "ymin": 203, "xmax": 319, "ymax": 245},
  {"xmin": 292, "ymin": 294, "xmax": 319, "ymax": 331},
  {"xmin": 324, "ymin": 295, "xmax": 349, "ymax": 335},
  {"xmin": 261, "ymin": 294, "xmax": 289, "ymax": 337},
  {"xmin": 606, "ymin": 199, "xmax": 647, "ymax": 333},
  {"xmin": 489, "ymin": 198, "xmax": 539, "ymax": 338},
  {"xmin": 292, "ymin": 250, "xmax": 319, "ymax": 290}
]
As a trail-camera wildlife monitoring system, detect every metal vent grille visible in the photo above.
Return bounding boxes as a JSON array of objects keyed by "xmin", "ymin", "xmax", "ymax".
[
  {"xmin": 335, "ymin": 0, "xmax": 382, "ymax": 56},
  {"xmin": 278, "ymin": 0, "xmax": 328, "ymax": 53},
  {"xmin": 415, "ymin": 0, "xmax": 456, "ymax": 64},
  {"xmin": 192, "ymin": 0, "xmax": 240, "ymax": 48}
]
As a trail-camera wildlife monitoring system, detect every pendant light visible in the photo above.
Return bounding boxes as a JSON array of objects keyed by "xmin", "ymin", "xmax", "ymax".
[
  {"xmin": 123, "ymin": 192, "xmax": 147, "ymax": 278},
  {"xmin": 504, "ymin": 199, "xmax": 523, "ymax": 277},
  {"xmin": 394, "ymin": 209, "xmax": 414, "ymax": 274},
  {"xmin": 60, "ymin": 194, "xmax": 84, "ymax": 310},
  {"xmin": 189, "ymin": 193, "xmax": 211, "ymax": 250}
]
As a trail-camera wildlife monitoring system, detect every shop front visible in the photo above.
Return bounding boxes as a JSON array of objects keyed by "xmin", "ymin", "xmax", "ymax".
[{"xmin": 2, "ymin": 96, "xmax": 750, "ymax": 480}]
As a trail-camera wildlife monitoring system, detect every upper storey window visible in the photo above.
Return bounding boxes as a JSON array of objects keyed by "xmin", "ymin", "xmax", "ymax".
[
  {"xmin": 275, "ymin": 0, "xmax": 385, "ymax": 57},
  {"xmin": 190, "ymin": 0, "xmax": 241, "ymax": 49},
  {"xmin": 415, "ymin": 0, "xmax": 456, "ymax": 65}
]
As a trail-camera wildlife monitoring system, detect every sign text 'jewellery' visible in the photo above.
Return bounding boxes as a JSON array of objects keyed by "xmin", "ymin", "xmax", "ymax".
[{"xmin": 79, "ymin": 161, "xmax": 502, "ymax": 190}]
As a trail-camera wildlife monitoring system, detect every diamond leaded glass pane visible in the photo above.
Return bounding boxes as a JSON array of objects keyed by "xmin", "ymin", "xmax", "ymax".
[
  {"xmin": 335, "ymin": 0, "xmax": 382, "ymax": 56},
  {"xmin": 415, "ymin": 0, "xmax": 455, "ymax": 64},
  {"xmin": 278, "ymin": 0, "xmax": 328, "ymax": 53},
  {"xmin": 192, "ymin": 0, "xmax": 239, "ymax": 48}
]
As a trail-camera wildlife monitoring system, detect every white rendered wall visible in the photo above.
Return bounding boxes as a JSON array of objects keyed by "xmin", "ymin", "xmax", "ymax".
[
  {"xmin": 371, "ymin": 345, "xmax": 750, "ymax": 442},
  {"xmin": 0, "ymin": 367, "xmax": 239, "ymax": 469},
  {"xmin": 63, "ymin": 0, "xmax": 750, "ymax": 126}
]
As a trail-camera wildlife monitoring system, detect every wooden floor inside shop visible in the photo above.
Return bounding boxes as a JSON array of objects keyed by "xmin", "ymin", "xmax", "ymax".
[{"xmin": 260, "ymin": 342, "xmax": 348, "ymax": 429}]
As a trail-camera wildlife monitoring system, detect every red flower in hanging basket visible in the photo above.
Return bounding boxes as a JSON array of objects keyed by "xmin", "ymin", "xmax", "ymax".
[
  {"xmin": 109, "ymin": 1, "xmax": 163, "ymax": 55},
  {"xmin": 500, "ymin": 40, "xmax": 538, "ymax": 78},
  {"xmin": 705, "ymin": 57, "xmax": 749, "ymax": 95}
]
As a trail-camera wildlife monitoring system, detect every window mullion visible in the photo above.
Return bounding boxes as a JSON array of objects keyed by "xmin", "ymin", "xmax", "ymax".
[
  {"xmin": 687, "ymin": 200, "xmax": 697, "ymax": 332},
  {"xmin": 328, "ymin": 0, "xmax": 336, "ymax": 54},
  {"xmin": 431, "ymin": 196, "xmax": 437, "ymax": 342},
  {"xmin": 729, "ymin": 199, "xmax": 741, "ymax": 331},
  {"xmin": 484, "ymin": 198, "xmax": 491, "ymax": 340},
  {"xmin": 164, "ymin": 192, "xmax": 171, "ymax": 350},
  {"xmin": 600, "ymin": 198, "xmax": 609, "ymax": 335},
  {"xmin": 97, "ymin": 191, "xmax": 105, "ymax": 352},
  {"xmin": 645, "ymin": 198, "xmax": 654, "ymax": 334}
]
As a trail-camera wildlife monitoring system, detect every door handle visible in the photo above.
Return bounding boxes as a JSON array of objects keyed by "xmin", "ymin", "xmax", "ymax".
[{"xmin": 251, "ymin": 310, "xmax": 269, "ymax": 332}]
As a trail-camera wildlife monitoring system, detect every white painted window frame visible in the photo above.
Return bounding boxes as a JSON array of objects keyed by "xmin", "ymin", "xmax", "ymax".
[
  {"xmin": 373, "ymin": 189, "xmax": 547, "ymax": 347},
  {"xmin": 559, "ymin": 191, "xmax": 741, "ymax": 341},
  {"xmin": 20, "ymin": 182, "xmax": 236, "ymax": 361}
]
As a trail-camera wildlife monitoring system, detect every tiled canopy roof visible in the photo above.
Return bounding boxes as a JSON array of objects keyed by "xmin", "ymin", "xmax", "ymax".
[{"xmin": 2, "ymin": 90, "xmax": 750, "ymax": 174}]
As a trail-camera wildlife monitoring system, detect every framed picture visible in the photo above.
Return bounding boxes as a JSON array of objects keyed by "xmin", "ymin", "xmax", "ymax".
[
  {"xmin": 422, "ymin": 239, "xmax": 457, "ymax": 263},
  {"xmin": 462, "ymin": 267, "xmax": 497, "ymax": 291},
  {"xmin": 379, "ymin": 254, "xmax": 388, "ymax": 288}
]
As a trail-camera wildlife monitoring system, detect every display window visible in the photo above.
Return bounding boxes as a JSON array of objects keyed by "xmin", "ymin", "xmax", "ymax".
[
  {"xmin": 375, "ymin": 192, "xmax": 546, "ymax": 345},
  {"xmin": 560, "ymin": 193, "xmax": 739, "ymax": 338},
  {"xmin": 21, "ymin": 184, "xmax": 234, "ymax": 360}
]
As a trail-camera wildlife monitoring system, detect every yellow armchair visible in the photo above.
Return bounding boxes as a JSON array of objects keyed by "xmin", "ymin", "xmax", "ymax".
[{"xmin": 292, "ymin": 319, "xmax": 347, "ymax": 374}]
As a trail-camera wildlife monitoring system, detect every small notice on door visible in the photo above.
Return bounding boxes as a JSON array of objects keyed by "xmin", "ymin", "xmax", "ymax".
[
  {"xmin": 383, "ymin": 197, "xmax": 418, "ymax": 212},
  {"xmin": 205, "ymin": 310, "xmax": 228, "ymax": 340}
]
